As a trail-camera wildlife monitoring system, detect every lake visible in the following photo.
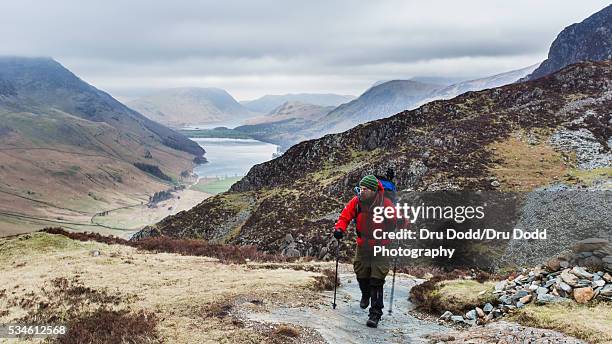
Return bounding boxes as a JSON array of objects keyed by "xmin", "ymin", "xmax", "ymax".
[{"xmin": 191, "ymin": 138, "xmax": 279, "ymax": 178}]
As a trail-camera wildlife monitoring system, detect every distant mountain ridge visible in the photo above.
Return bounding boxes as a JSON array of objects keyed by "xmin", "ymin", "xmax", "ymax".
[
  {"xmin": 128, "ymin": 87, "xmax": 255, "ymax": 128},
  {"xmin": 240, "ymin": 93, "xmax": 355, "ymax": 114},
  {"xmin": 308, "ymin": 79, "xmax": 442, "ymax": 135},
  {"xmin": 415, "ymin": 64, "xmax": 539, "ymax": 107}
]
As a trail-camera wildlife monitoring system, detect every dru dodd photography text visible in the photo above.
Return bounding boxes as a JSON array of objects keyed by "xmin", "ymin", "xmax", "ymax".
[{"xmin": 371, "ymin": 203, "xmax": 547, "ymax": 259}]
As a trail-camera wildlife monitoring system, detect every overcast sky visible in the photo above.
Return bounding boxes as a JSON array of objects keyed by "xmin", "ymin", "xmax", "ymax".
[{"xmin": 1, "ymin": 1, "xmax": 609, "ymax": 101}]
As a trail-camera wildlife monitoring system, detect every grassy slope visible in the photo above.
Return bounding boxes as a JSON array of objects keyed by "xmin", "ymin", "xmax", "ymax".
[
  {"xmin": 0, "ymin": 108, "xmax": 195, "ymax": 236},
  {"xmin": 0, "ymin": 232, "xmax": 325, "ymax": 343}
]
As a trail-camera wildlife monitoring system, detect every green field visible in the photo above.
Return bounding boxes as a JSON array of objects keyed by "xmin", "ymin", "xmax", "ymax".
[
  {"xmin": 191, "ymin": 177, "xmax": 242, "ymax": 194},
  {"xmin": 178, "ymin": 127, "xmax": 253, "ymax": 139}
]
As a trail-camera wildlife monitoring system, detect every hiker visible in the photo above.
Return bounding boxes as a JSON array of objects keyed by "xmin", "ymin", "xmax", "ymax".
[{"xmin": 333, "ymin": 174, "xmax": 397, "ymax": 328}]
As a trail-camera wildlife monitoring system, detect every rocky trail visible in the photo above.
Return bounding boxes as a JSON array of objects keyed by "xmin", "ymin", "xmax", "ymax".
[
  {"xmin": 245, "ymin": 271, "xmax": 587, "ymax": 344},
  {"xmin": 247, "ymin": 272, "xmax": 445, "ymax": 343}
]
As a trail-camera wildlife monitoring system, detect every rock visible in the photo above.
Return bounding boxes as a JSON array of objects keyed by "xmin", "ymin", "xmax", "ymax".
[
  {"xmin": 284, "ymin": 247, "xmax": 300, "ymax": 258},
  {"xmin": 440, "ymin": 310, "xmax": 453, "ymax": 320},
  {"xmin": 599, "ymin": 284, "xmax": 612, "ymax": 297},
  {"xmin": 558, "ymin": 281, "xmax": 573, "ymax": 293},
  {"xmin": 572, "ymin": 238, "xmax": 609, "ymax": 253},
  {"xmin": 450, "ymin": 315, "xmax": 465, "ymax": 323},
  {"xmin": 603, "ymin": 273, "xmax": 612, "ymax": 282},
  {"xmin": 519, "ymin": 295, "xmax": 532, "ymax": 304},
  {"xmin": 593, "ymin": 245, "xmax": 612, "ymax": 258},
  {"xmin": 483, "ymin": 303, "xmax": 494, "ymax": 313},
  {"xmin": 512, "ymin": 290, "xmax": 530, "ymax": 301},
  {"xmin": 536, "ymin": 294, "xmax": 568, "ymax": 304},
  {"xmin": 284, "ymin": 233, "xmax": 294, "ymax": 244},
  {"xmin": 603, "ymin": 256, "xmax": 612, "ymax": 272},
  {"xmin": 560, "ymin": 270, "xmax": 579, "ymax": 287},
  {"xmin": 516, "ymin": 302, "xmax": 525, "ymax": 308},
  {"xmin": 318, "ymin": 247, "xmax": 328, "ymax": 259},
  {"xmin": 90, "ymin": 250, "xmax": 100, "ymax": 257},
  {"xmin": 573, "ymin": 287, "xmax": 594, "ymax": 304},
  {"xmin": 499, "ymin": 295, "xmax": 512, "ymax": 305},
  {"xmin": 545, "ymin": 258, "xmax": 562, "ymax": 271},
  {"xmin": 536, "ymin": 287, "xmax": 548, "ymax": 295},
  {"xmin": 465, "ymin": 309, "xmax": 477, "ymax": 320},
  {"xmin": 492, "ymin": 309, "xmax": 503, "ymax": 318},
  {"xmin": 571, "ymin": 266, "xmax": 594, "ymax": 279},
  {"xmin": 475, "ymin": 307, "xmax": 485, "ymax": 318},
  {"xmin": 560, "ymin": 260, "xmax": 570, "ymax": 269},
  {"xmin": 579, "ymin": 256, "xmax": 603, "ymax": 269},
  {"xmin": 494, "ymin": 280, "xmax": 507, "ymax": 292},
  {"xmin": 593, "ymin": 280, "xmax": 605, "ymax": 288}
]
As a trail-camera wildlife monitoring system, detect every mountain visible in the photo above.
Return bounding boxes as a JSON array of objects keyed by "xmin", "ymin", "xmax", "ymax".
[
  {"xmin": 240, "ymin": 93, "xmax": 355, "ymax": 114},
  {"xmin": 136, "ymin": 60, "xmax": 612, "ymax": 269},
  {"xmin": 245, "ymin": 101, "xmax": 334, "ymax": 125},
  {"xmin": 0, "ymin": 57, "xmax": 205, "ymax": 234},
  {"xmin": 234, "ymin": 101, "xmax": 334, "ymax": 149},
  {"xmin": 526, "ymin": 4, "xmax": 612, "ymax": 80},
  {"xmin": 415, "ymin": 64, "xmax": 539, "ymax": 107},
  {"xmin": 410, "ymin": 76, "xmax": 469, "ymax": 87},
  {"xmin": 128, "ymin": 87, "xmax": 255, "ymax": 128},
  {"xmin": 305, "ymin": 80, "xmax": 442, "ymax": 135}
]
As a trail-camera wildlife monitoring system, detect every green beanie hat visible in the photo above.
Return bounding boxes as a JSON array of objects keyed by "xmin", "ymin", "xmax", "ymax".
[{"xmin": 359, "ymin": 175, "xmax": 378, "ymax": 191}]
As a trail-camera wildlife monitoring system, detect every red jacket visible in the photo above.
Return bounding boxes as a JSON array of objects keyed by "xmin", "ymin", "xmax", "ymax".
[{"xmin": 334, "ymin": 180, "xmax": 396, "ymax": 247}]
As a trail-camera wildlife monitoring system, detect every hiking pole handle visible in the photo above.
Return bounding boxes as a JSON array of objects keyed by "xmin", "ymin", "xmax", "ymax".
[{"xmin": 332, "ymin": 241, "xmax": 340, "ymax": 309}]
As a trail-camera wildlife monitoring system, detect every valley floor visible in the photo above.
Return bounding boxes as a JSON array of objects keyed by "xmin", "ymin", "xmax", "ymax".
[{"xmin": 0, "ymin": 182, "xmax": 211, "ymax": 239}]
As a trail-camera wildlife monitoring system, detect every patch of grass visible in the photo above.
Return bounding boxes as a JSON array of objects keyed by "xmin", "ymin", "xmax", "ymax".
[
  {"xmin": 0, "ymin": 232, "xmax": 83, "ymax": 263},
  {"xmin": 179, "ymin": 127, "xmax": 254, "ymax": 139},
  {"xmin": 203, "ymin": 301, "xmax": 233, "ymax": 319},
  {"xmin": 191, "ymin": 177, "xmax": 242, "ymax": 194},
  {"xmin": 488, "ymin": 131, "xmax": 573, "ymax": 191},
  {"xmin": 311, "ymin": 268, "xmax": 339, "ymax": 291},
  {"xmin": 57, "ymin": 309, "xmax": 159, "ymax": 344},
  {"xmin": 272, "ymin": 324, "xmax": 300, "ymax": 338},
  {"xmin": 508, "ymin": 302, "xmax": 612, "ymax": 343},
  {"xmin": 566, "ymin": 167, "xmax": 612, "ymax": 186},
  {"xmin": 411, "ymin": 278, "xmax": 497, "ymax": 314}
]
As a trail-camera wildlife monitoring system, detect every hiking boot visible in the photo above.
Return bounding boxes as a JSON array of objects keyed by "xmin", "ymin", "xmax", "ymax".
[
  {"xmin": 366, "ymin": 313, "xmax": 381, "ymax": 328},
  {"xmin": 360, "ymin": 295, "xmax": 369, "ymax": 309},
  {"xmin": 366, "ymin": 278, "xmax": 385, "ymax": 328},
  {"xmin": 357, "ymin": 278, "xmax": 370, "ymax": 309}
]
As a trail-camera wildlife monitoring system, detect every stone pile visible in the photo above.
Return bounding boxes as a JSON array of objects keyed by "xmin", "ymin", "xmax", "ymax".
[{"xmin": 441, "ymin": 238, "xmax": 612, "ymax": 326}]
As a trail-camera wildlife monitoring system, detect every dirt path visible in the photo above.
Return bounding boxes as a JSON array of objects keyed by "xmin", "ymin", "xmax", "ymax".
[
  {"xmin": 245, "ymin": 272, "xmax": 588, "ymax": 344},
  {"xmin": 247, "ymin": 272, "xmax": 448, "ymax": 343}
]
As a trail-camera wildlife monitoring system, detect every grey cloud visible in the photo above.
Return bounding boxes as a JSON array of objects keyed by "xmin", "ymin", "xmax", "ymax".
[{"xmin": 0, "ymin": 0, "xmax": 609, "ymax": 99}]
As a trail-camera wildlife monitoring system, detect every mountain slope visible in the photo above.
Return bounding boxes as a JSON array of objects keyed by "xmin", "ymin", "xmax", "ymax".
[
  {"xmin": 240, "ymin": 93, "xmax": 355, "ymax": 114},
  {"xmin": 526, "ymin": 4, "xmax": 612, "ymax": 80},
  {"xmin": 416, "ymin": 64, "xmax": 539, "ymax": 106},
  {"xmin": 0, "ymin": 57, "xmax": 205, "ymax": 235},
  {"xmin": 128, "ymin": 87, "xmax": 254, "ymax": 128},
  {"xmin": 309, "ymin": 80, "xmax": 441, "ymax": 135},
  {"xmin": 138, "ymin": 61, "xmax": 612, "ymax": 267},
  {"xmin": 234, "ymin": 101, "xmax": 334, "ymax": 149}
]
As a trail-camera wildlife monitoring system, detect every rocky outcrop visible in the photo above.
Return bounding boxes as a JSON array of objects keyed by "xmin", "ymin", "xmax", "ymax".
[
  {"xmin": 442, "ymin": 256, "xmax": 612, "ymax": 326},
  {"xmin": 526, "ymin": 4, "xmax": 612, "ymax": 80}
]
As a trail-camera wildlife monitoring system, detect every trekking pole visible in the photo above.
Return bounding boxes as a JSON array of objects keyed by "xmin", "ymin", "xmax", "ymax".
[
  {"xmin": 332, "ymin": 240, "xmax": 340, "ymax": 309},
  {"xmin": 388, "ymin": 257, "xmax": 397, "ymax": 314}
]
